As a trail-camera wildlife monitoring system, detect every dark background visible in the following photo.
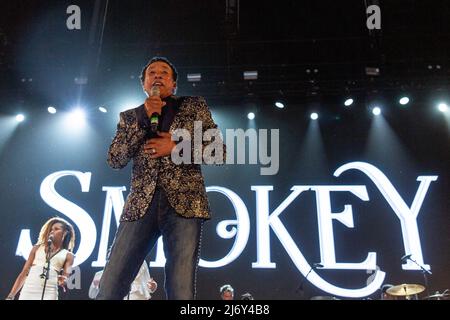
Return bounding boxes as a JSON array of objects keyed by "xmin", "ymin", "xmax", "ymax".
[{"xmin": 0, "ymin": 0, "xmax": 448, "ymax": 300}]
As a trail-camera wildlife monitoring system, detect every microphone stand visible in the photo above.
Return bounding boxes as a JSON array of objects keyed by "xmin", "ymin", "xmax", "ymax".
[
  {"xmin": 406, "ymin": 257, "xmax": 432, "ymax": 297},
  {"xmin": 40, "ymin": 243, "xmax": 52, "ymax": 300}
]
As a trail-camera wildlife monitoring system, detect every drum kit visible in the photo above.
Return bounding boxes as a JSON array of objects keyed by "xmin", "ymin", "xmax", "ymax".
[
  {"xmin": 307, "ymin": 286, "xmax": 449, "ymax": 300},
  {"xmin": 386, "ymin": 284, "xmax": 449, "ymax": 300}
]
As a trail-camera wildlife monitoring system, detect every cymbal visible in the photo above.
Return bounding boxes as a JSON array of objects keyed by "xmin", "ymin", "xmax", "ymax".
[{"xmin": 386, "ymin": 284, "xmax": 425, "ymax": 296}]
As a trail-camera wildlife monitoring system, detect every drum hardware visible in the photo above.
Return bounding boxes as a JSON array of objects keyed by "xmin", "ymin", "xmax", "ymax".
[{"xmin": 424, "ymin": 289, "xmax": 450, "ymax": 300}]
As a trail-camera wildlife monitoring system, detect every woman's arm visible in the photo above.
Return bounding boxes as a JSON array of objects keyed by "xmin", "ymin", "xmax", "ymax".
[
  {"xmin": 58, "ymin": 252, "xmax": 75, "ymax": 287},
  {"xmin": 6, "ymin": 245, "xmax": 39, "ymax": 299}
]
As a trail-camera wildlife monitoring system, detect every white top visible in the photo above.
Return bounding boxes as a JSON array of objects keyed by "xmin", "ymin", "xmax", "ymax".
[
  {"xmin": 89, "ymin": 261, "xmax": 157, "ymax": 300},
  {"xmin": 18, "ymin": 245, "xmax": 70, "ymax": 300},
  {"xmin": 33, "ymin": 245, "xmax": 69, "ymax": 272}
]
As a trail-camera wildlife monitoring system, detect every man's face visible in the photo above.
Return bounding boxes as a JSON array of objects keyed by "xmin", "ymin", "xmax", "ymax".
[
  {"xmin": 221, "ymin": 290, "xmax": 233, "ymax": 300},
  {"xmin": 143, "ymin": 61, "xmax": 176, "ymax": 98}
]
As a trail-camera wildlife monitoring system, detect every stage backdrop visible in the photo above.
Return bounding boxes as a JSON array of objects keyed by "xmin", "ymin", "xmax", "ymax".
[{"xmin": 0, "ymin": 94, "xmax": 448, "ymax": 300}]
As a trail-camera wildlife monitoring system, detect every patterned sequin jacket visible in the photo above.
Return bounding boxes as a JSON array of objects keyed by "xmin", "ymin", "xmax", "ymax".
[{"xmin": 107, "ymin": 96, "xmax": 225, "ymax": 222}]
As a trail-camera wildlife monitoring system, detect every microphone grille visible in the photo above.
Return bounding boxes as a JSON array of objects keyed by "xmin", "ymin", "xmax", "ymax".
[{"xmin": 150, "ymin": 86, "xmax": 160, "ymax": 97}]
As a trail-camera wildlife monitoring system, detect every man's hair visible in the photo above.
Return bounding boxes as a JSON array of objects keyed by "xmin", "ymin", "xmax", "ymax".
[
  {"xmin": 220, "ymin": 284, "xmax": 234, "ymax": 294},
  {"xmin": 140, "ymin": 56, "xmax": 178, "ymax": 84},
  {"xmin": 241, "ymin": 292, "xmax": 254, "ymax": 300}
]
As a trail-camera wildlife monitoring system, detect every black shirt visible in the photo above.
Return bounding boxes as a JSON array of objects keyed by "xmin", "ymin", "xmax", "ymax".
[{"xmin": 136, "ymin": 95, "xmax": 181, "ymax": 139}]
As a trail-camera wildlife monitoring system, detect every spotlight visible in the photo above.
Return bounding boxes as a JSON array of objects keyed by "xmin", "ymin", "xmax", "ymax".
[
  {"xmin": 247, "ymin": 112, "xmax": 255, "ymax": 120},
  {"xmin": 243, "ymin": 71, "xmax": 258, "ymax": 80},
  {"xmin": 187, "ymin": 73, "xmax": 202, "ymax": 82},
  {"xmin": 310, "ymin": 112, "xmax": 318, "ymax": 120},
  {"xmin": 99, "ymin": 106, "xmax": 108, "ymax": 113},
  {"xmin": 399, "ymin": 97, "xmax": 410, "ymax": 105},
  {"xmin": 372, "ymin": 107, "xmax": 381, "ymax": 116},
  {"xmin": 48, "ymin": 106, "xmax": 57, "ymax": 114},
  {"xmin": 68, "ymin": 108, "xmax": 87, "ymax": 126},
  {"xmin": 438, "ymin": 103, "xmax": 448, "ymax": 113},
  {"xmin": 275, "ymin": 102, "xmax": 285, "ymax": 109},
  {"xmin": 16, "ymin": 114, "xmax": 25, "ymax": 122},
  {"xmin": 365, "ymin": 67, "xmax": 380, "ymax": 76},
  {"xmin": 344, "ymin": 98, "xmax": 354, "ymax": 107}
]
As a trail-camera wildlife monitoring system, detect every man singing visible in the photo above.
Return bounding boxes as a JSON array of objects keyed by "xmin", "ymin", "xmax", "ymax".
[{"xmin": 97, "ymin": 56, "xmax": 225, "ymax": 300}]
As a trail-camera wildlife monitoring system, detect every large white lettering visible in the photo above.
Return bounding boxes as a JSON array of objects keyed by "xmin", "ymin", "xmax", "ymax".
[
  {"xmin": 311, "ymin": 185, "xmax": 377, "ymax": 270},
  {"xmin": 251, "ymin": 185, "xmax": 385, "ymax": 298},
  {"xmin": 334, "ymin": 162, "xmax": 437, "ymax": 271},
  {"xmin": 91, "ymin": 187, "xmax": 126, "ymax": 267},
  {"xmin": 12, "ymin": 162, "xmax": 438, "ymax": 298},
  {"xmin": 200, "ymin": 186, "xmax": 250, "ymax": 268}
]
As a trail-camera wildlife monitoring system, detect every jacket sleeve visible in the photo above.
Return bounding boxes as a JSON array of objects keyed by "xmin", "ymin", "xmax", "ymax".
[{"xmin": 107, "ymin": 111, "xmax": 147, "ymax": 169}]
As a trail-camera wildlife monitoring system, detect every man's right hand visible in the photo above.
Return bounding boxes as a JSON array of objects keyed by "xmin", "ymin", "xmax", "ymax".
[{"xmin": 144, "ymin": 96, "xmax": 166, "ymax": 118}]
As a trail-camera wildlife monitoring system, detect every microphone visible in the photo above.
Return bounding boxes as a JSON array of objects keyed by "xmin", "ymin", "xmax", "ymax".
[
  {"xmin": 149, "ymin": 85, "xmax": 160, "ymax": 133},
  {"xmin": 401, "ymin": 254, "xmax": 412, "ymax": 262},
  {"xmin": 47, "ymin": 235, "xmax": 54, "ymax": 245}
]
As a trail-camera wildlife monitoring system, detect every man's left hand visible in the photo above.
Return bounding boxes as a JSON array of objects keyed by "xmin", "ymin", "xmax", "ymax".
[{"xmin": 144, "ymin": 132, "xmax": 176, "ymax": 158}]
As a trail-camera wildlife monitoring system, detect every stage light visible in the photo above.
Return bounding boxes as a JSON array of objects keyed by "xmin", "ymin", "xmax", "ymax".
[
  {"xmin": 16, "ymin": 114, "xmax": 25, "ymax": 122},
  {"xmin": 247, "ymin": 112, "xmax": 255, "ymax": 120},
  {"xmin": 48, "ymin": 106, "xmax": 57, "ymax": 114},
  {"xmin": 344, "ymin": 98, "xmax": 354, "ymax": 107},
  {"xmin": 98, "ymin": 106, "xmax": 107, "ymax": 113},
  {"xmin": 365, "ymin": 67, "xmax": 380, "ymax": 76},
  {"xmin": 372, "ymin": 107, "xmax": 381, "ymax": 116},
  {"xmin": 65, "ymin": 108, "xmax": 87, "ymax": 128},
  {"xmin": 310, "ymin": 112, "xmax": 319, "ymax": 120},
  {"xmin": 243, "ymin": 71, "xmax": 258, "ymax": 80},
  {"xmin": 187, "ymin": 73, "xmax": 202, "ymax": 82},
  {"xmin": 275, "ymin": 102, "xmax": 284, "ymax": 109},
  {"xmin": 438, "ymin": 103, "xmax": 448, "ymax": 113},
  {"xmin": 399, "ymin": 97, "xmax": 410, "ymax": 105}
]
